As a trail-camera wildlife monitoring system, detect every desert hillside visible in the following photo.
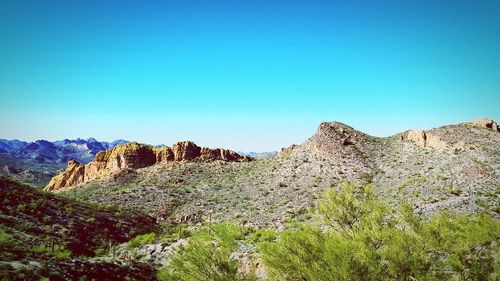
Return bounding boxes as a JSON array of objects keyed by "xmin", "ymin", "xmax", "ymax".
[
  {"xmin": 47, "ymin": 118, "xmax": 499, "ymax": 228},
  {"xmin": 1, "ymin": 118, "xmax": 499, "ymax": 280}
]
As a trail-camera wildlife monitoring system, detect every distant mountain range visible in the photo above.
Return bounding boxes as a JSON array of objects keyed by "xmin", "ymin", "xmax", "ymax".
[
  {"xmin": 0, "ymin": 138, "xmax": 128, "ymax": 187},
  {"xmin": 0, "ymin": 138, "xmax": 128, "ymax": 164},
  {"xmin": 237, "ymin": 151, "xmax": 277, "ymax": 159}
]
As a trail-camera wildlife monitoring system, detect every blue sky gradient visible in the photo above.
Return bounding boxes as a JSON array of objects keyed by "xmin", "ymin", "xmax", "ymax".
[{"xmin": 1, "ymin": 0, "xmax": 499, "ymax": 151}]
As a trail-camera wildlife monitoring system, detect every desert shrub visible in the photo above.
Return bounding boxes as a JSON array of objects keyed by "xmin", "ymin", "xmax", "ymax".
[
  {"xmin": 94, "ymin": 247, "xmax": 106, "ymax": 256},
  {"xmin": 0, "ymin": 228, "xmax": 13, "ymax": 247},
  {"xmin": 317, "ymin": 182, "xmax": 388, "ymax": 236},
  {"xmin": 32, "ymin": 244, "xmax": 72, "ymax": 259},
  {"xmin": 159, "ymin": 222, "xmax": 192, "ymax": 242},
  {"xmin": 261, "ymin": 182, "xmax": 500, "ymax": 281},
  {"xmin": 420, "ymin": 211, "xmax": 499, "ymax": 280},
  {"xmin": 128, "ymin": 232, "xmax": 157, "ymax": 248},
  {"xmin": 157, "ymin": 222, "xmax": 255, "ymax": 281},
  {"xmin": 247, "ymin": 229, "xmax": 276, "ymax": 244}
]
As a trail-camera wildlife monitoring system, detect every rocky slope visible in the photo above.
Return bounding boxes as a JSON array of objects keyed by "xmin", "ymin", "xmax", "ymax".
[
  {"xmin": 52, "ymin": 118, "xmax": 499, "ymax": 229},
  {"xmin": 45, "ymin": 141, "xmax": 252, "ymax": 191},
  {"xmin": 0, "ymin": 177, "xmax": 159, "ymax": 280}
]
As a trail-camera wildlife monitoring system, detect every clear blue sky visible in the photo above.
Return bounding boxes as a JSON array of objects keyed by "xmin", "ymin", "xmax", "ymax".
[{"xmin": 1, "ymin": 0, "xmax": 499, "ymax": 151}]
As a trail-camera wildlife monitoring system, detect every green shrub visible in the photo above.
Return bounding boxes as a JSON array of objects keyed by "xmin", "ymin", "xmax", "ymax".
[
  {"xmin": 0, "ymin": 229, "xmax": 13, "ymax": 247},
  {"xmin": 159, "ymin": 222, "xmax": 192, "ymax": 242},
  {"xmin": 128, "ymin": 232, "xmax": 157, "ymax": 248},
  {"xmin": 247, "ymin": 229, "xmax": 276, "ymax": 244},
  {"xmin": 158, "ymin": 223, "xmax": 255, "ymax": 281},
  {"xmin": 94, "ymin": 247, "xmax": 106, "ymax": 256},
  {"xmin": 317, "ymin": 182, "xmax": 387, "ymax": 236},
  {"xmin": 32, "ymin": 244, "xmax": 72, "ymax": 259},
  {"xmin": 261, "ymin": 182, "xmax": 500, "ymax": 281},
  {"xmin": 53, "ymin": 247, "xmax": 71, "ymax": 259}
]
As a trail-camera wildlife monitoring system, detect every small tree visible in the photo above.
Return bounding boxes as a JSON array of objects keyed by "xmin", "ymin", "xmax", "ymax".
[
  {"xmin": 317, "ymin": 182, "xmax": 386, "ymax": 236},
  {"xmin": 158, "ymin": 223, "xmax": 255, "ymax": 281},
  {"xmin": 261, "ymin": 182, "xmax": 500, "ymax": 281}
]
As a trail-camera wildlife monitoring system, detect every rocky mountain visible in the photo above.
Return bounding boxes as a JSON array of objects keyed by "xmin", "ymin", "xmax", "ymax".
[
  {"xmin": 0, "ymin": 138, "xmax": 128, "ymax": 187},
  {"xmin": 45, "ymin": 141, "xmax": 252, "ymax": 191},
  {"xmin": 46, "ymin": 118, "xmax": 499, "ymax": 228}
]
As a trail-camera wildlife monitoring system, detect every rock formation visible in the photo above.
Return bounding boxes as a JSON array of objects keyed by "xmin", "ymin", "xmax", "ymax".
[
  {"xmin": 470, "ymin": 118, "xmax": 499, "ymax": 132},
  {"xmin": 46, "ymin": 160, "xmax": 86, "ymax": 190},
  {"xmin": 304, "ymin": 122, "xmax": 375, "ymax": 157},
  {"xmin": 278, "ymin": 122, "xmax": 377, "ymax": 179},
  {"xmin": 45, "ymin": 141, "xmax": 251, "ymax": 191},
  {"xmin": 406, "ymin": 130, "xmax": 447, "ymax": 150}
]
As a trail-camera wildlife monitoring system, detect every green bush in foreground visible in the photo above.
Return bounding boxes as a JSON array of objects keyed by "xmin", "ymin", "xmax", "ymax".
[
  {"xmin": 157, "ymin": 223, "xmax": 255, "ymax": 281},
  {"xmin": 261, "ymin": 182, "xmax": 500, "ymax": 281}
]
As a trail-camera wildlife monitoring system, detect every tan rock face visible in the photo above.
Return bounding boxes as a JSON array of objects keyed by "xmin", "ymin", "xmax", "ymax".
[
  {"xmin": 45, "ymin": 141, "xmax": 251, "ymax": 191},
  {"xmin": 470, "ymin": 118, "xmax": 499, "ymax": 132},
  {"xmin": 406, "ymin": 130, "xmax": 447, "ymax": 150},
  {"xmin": 407, "ymin": 130, "xmax": 427, "ymax": 147},
  {"xmin": 172, "ymin": 141, "xmax": 202, "ymax": 161},
  {"xmin": 154, "ymin": 147, "xmax": 174, "ymax": 163},
  {"xmin": 45, "ymin": 160, "xmax": 85, "ymax": 191}
]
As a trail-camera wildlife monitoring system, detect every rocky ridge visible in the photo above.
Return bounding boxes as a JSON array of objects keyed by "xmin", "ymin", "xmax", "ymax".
[
  {"xmin": 45, "ymin": 141, "xmax": 252, "ymax": 191},
  {"xmin": 50, "ymin": 117, "xmax": 499, "ymax": 228}
]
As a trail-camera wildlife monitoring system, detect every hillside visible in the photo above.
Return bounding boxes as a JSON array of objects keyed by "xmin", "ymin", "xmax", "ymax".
[
  {"xmin": 2, "ymin": 118, "xmax": 499, "ymax": 280},
  {"xmin": 50, "ymin": 118, "xmax": 499, "ymax": 228},
  {"xmin": 0, "ymin": 177, "xmax": 159, "ymax": 280}
]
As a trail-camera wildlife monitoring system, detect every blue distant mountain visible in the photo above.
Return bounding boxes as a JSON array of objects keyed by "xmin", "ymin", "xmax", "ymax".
[
  {"xmin": 237, "ymin": 151, "xmax": 277, "ymax": 159},
  {"xmin": 0, "ymin": 138, "xmax": 129, "ymax": 164},
  {"xmin": 0, "ymin": 139, "xmax": 28, "ymax": 154}
]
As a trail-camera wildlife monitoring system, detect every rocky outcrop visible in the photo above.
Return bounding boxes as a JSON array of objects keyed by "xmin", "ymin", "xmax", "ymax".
[
  {"xmin": 45, "ymin": 141, "xmax": 251, "ymax": 191},
  {"xmin": 46, "ymin": 160, "xmax": 86, "ymax": 190},
  {"xmin": 172, "ymin": 141, "xmax": 202, "ymax": 161},
  {"xmin": 406, "ymin": 130, "xmax": 447, "ymax": 150},
  {"xmin": 285, "ymin": 121, "xmax": 377, "ymax": 177},
  {"xmin": 470, "ymin": 118, "xmax": 499, "ymax": 132},
  {"xmin": 305, "ymin": 122, "xmax": 375, "ymax": 157},
  {"xmin": 153, "ymin": 146, "xmax": 175, "ymax": 163}
]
